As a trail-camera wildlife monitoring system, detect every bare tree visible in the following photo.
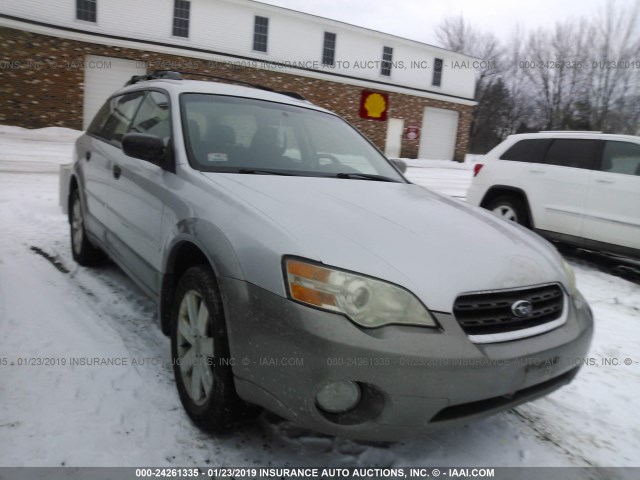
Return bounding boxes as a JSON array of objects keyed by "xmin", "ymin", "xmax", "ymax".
[
  {"xmin": 436, "ymin": 15, "xmax": 505, "ymax": 151},
  {"xmin": 502, "ymin": 25, "xmax": 535, "ymax": 134},
  {"xmin": 436, "ymin": 15, "xmax": 503, "ymax": 93},
  {"xmin": 435, "ymin": 1, "xmax": 640, "ymax": 152},
  {"xmin": 521, "ymin": 20, "xmax": 592, "ymax": 130},
  {"xmin": 586, "ymin": 0, "xmax": 640, "ymax": 132}
]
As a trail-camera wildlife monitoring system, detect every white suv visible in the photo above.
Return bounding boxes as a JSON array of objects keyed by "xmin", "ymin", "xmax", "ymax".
[{"xmin": 467, "ymin": 132, "xmax": 640, "ymax": 260}]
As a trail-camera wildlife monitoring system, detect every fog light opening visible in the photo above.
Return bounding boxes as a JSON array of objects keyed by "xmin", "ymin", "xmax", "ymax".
[{"xmin": 315, "ymin": 380, "xmax": 362, "ymax": 414}]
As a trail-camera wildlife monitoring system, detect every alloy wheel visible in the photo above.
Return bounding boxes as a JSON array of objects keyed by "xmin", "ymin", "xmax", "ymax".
[
  {"xmin": 71, "ymin": 197, "xmax": 84, "ymax": 255},
  {"xmin": 492, "ymin": 204, "xmax": 518, "ymax": 222},
  {"xmin": 176, "ymin": 290, "xmax": 215, "ymax": 406}
]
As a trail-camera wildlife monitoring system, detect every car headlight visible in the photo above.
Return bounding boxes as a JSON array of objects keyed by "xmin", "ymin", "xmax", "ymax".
[
  {"xmin": 284, "ymin": 258, "xmax": 437, "ymax": 328},
  {"xmin": 562, "ymin": 260, "xmax": 577, "ymax": 296}
]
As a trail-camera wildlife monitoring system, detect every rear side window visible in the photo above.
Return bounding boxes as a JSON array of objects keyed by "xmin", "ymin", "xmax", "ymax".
[
  {"xmin": 601, "ymin": 141, "xmax": 640, "ymax": 176},
  {"xmin": 499, "ymin": 139, "xmax": 551, "ymax": 163},
  {"xmin": 544, "ymin": 139, "xmax": 600, "ymax": 170},
  {"xmin": 87, "ymin": 101, "xmax": 111, "ymax": 136},
  {"xmin": 88, "ymin": 92, "xmax": 145, "ymax": 145}
]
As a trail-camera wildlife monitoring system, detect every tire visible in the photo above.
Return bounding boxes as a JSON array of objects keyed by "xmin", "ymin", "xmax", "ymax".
[
  {"xmin": 486, "ymin": 195, "xmax": 530, "ymax": 228},
  {"xmin": 69, "ymin": 189, "xmax": 104, "ymax": 266},
  {"xmin": 171, "ymin": 265, "xmax": 246, "ymax": 432}
]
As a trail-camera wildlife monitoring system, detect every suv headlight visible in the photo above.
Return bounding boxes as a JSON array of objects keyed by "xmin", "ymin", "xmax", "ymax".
[{"xmin": 284, "ymin": 258, "xmax": 437, "ymax": 328}]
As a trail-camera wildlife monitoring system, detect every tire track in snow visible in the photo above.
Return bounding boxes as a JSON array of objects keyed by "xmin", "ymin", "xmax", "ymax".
[{"xmin": 508, "ymin": 409, "xmax": 596, "ymax": 468}]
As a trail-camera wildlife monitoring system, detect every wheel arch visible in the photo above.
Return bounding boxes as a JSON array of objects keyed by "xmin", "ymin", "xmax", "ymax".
[
  {"xmin": 480, "ymin": 185, "xmax": 535, "ymax": 229},
  {"xmin": 160, "ymin": 228, "xmax": 244, "ymax": 336}
]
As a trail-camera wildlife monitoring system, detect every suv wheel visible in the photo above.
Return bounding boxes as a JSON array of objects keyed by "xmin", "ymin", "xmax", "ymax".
[
  {"xmin": 171, "ymin": 265, "xmax": 242, "ymax": 432},
  {"xmin": 69, "ymin": 189, "xmax": 103, "ymax": 265},
  {"xmin": 487, "ymin": 196, "xmax": 530, "ymax": 228}
]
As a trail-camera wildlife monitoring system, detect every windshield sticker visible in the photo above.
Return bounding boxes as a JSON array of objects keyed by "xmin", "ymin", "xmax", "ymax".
[{"xmin": 207, "ymin": 153, "xmax": 229, "ymax": 162}]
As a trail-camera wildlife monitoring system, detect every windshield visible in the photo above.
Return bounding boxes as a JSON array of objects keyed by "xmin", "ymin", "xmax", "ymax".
[{"xmin": 180, "ymin": 93, "xmax": 405, "ymax": 181}]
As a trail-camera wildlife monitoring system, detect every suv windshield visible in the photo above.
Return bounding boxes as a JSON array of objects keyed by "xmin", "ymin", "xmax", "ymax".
[{"xmin": 180, "ymin": 93, "xmax": 404, "ymax": 181}]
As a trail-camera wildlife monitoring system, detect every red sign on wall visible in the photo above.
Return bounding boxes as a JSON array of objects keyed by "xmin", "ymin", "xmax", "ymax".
[
  {"xmin": 359, "ymin": 90, "xmax": 388, "ymax": 121},
  {"xmin": 406, "ymin": 125, "xmax": 420, "ymax": 140}
]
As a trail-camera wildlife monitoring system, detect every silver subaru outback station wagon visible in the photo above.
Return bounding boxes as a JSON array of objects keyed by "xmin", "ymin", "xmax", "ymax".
[{"xmin": 68, "ymin": 71, "xmax": 593, "ymax": 440}]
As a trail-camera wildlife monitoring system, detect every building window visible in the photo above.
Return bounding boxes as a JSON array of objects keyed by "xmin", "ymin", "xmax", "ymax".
[
  {"xmin": 432, "ymin": 58, "xmax": 443, "ymax": 86},
  {"xmin": 322, "ymin": 32, "xmax": 336, "ymax": 66},
  {"xmin": 172, "ymin": 0, "xmax": 191, "ymax": 38},
  {"xmin": 76, "ymin": 0, "xmax": 97, "ymax": 22},
  {"xmin": 253, "ymin": 16, "xmax": 269, "ymax": 52},
  {"xmin": 381, "ymin": 46, "xmax": 393, "ymax": 76}
]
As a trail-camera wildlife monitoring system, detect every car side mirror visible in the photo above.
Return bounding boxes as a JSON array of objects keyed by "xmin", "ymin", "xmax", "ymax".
[
  {"xmin": 389, "ymin": 158, "xmax": 407, "ymax": 174},
  {"xmin": 122, "ymin": 133, "xmax": 167, "ymax": 168}
]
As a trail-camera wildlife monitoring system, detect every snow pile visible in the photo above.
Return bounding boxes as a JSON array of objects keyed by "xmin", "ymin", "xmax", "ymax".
[
  {"xmin": 397, "ymin": 158, "xmax": 474, "ymax": 170},
  {"xmin": 401, "ymin": 160, "xmax": 474, "ymax": 200},
  {"xmin": 0, "ymin": 125, "xmax": 83, "ymax": 141},
  {"xmin": 0, "ymin": 124, "xmax": 82, "ymax": 173}
]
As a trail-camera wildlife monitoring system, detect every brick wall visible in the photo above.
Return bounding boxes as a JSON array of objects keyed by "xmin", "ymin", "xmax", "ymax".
[{"xmin": 0, "ymin": 26, "xmax": 473, "ymax": 160}]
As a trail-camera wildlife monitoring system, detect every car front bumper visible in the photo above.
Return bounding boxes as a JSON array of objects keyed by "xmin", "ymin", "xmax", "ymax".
[{"xmin": 220, "ymin": 277, "xmax": 593, "ymax": 441}]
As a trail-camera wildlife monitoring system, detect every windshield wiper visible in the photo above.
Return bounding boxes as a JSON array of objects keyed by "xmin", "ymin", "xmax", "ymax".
[
  {"xmin": 234, "ymin": 169, "xmax": 400, "ymax": 182},
  {"xmin": 237, "ymin": 168, "xmax": 295, "ymax": 176},
  {"xmin": 334, "ymin": 172, "xmax": 400, "ymax": 182}
]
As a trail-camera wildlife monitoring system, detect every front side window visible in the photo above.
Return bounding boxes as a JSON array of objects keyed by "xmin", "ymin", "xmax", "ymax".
[
  {"xmin": 88, "ymin": 92, "xmax": 145, "ymax": 145},
  {"xmin": 76, "ymin": 0, "xmax": 97, "ymax": 22},
  {"xmin": 499, "ymin": 139, "xmax": 552, "ymax": 163},
  {"xmin": 172, "ymin": 0, "xmax": 191, "ymax": 38},
  {"xmin": 180, "ymin": 94, "xmax": 404, "ymax": 181},
  {"xmin": 544, "ymin": 139, "xmax": 600, "ymax": 170},
  {"xmin": 432, "ymin": 58, "xmax": 443, "ymax": 86},
  {"xmin": 381, "ymin": 46, "xmax": 393, "ymax": 76},
  {"xmin": 129, "ymin": 91, "xmax": 171, "ymax": 141},
  {"xmin": 601, "ymin": 141, "xmax": 640, "ymax": 176},
  {"xmin": 253, "ymin": 16, "xmax": 269, "ymax": 52},
  {"xmin": 322, "ymin": 32, "xmax": 336, "ymax": 66}
]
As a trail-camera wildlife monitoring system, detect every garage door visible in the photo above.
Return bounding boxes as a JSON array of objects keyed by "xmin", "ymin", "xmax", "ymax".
[
  {"xmin": 418, "ymin": 107, "xmax": 459, "ymax": 160},
  {"xmin": 83, "ymin": 55, "xmax": 147, "ymax": 129}
]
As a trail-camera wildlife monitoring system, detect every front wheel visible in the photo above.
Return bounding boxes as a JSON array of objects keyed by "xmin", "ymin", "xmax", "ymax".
[
  {"xmin": 171, "ymin": 265, "xmax": 246, "ymax": 432},
  {"xmin": 69, "ymin": 189, "xmax": 103, "ymax": 266},
  {"xmin": 486, "ymin": 196, "xmax": 530, "ymax": 228}
]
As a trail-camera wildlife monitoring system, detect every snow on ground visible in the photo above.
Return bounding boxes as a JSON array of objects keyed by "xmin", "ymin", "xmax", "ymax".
[
  {"xmin": 0, "ymin": 125, "xmax": 639, "ymax": 470},
  {"xmin": 399, "ymin": 157, "xmax": 477, "ymax": 199}
]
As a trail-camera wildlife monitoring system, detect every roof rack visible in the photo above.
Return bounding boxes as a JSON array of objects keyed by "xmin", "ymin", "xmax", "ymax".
[
  {"xmin": 180, "ymin": 71, "xmax": 307, "ymax": 101},
  {"xmin": 124, "ymin": 70, "xmax": 307, "ymax": 101},
  {"xmin": 125, "ymin": 70, "xmax": 183, "ymax": 86},
  {"xmin": 180, "ymin": 71, "xmax": 273, "ymax": 91},
  {"xmin": 538, "ymin": 130, "xmax": 603, "ymax": 133},
  {"xmin": 277, "ymin": 91, "xmax": 307, "ymax": 101}
]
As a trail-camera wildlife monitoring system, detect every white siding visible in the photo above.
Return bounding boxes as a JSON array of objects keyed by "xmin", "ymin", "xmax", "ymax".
[
  {"xmin": 418, "ymin": 107, "xmax": 459, "ymax": 160},
  {"xmin": 0, "ymin": 0, "xmax": 477, "ymax": 103}
]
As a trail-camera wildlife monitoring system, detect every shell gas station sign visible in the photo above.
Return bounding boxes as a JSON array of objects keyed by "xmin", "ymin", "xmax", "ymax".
[{"xmin": 359, "ymin": 90, "xmax": 388, "ymax": 121}]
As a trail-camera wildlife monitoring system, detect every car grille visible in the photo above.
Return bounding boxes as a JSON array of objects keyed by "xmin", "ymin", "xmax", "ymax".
[{"xmin": 453, "ymin": 284, "xmax": 565, "ymax": 337}]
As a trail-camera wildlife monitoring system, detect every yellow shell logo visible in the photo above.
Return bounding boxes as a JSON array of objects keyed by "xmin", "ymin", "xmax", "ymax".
[{"xmin": 364, "ymin": 93, "xmax": 387, "ymax": 118}]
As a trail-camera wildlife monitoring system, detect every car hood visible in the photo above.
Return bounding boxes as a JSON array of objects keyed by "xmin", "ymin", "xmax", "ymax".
[{"xmin": 201, "ymin": 173, "xmax": 568, "ymax": 312}]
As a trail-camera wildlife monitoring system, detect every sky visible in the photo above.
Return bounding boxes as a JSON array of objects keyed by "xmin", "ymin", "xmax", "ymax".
[{"xmin": 255, "ymin": 0, "xmax": 635, "ymax": 46}]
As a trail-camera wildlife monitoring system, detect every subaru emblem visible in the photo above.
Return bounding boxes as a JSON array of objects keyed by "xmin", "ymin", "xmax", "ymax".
[{"xmin": 511, "ymin": 300, "xmax": 533, "ymax": 318}]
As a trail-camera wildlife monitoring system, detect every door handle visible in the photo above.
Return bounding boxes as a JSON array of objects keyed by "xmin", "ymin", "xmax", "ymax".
[
  {"xmin": 113, "ymin": 164, "xmax": 122, "ymax": 179},
  {"xmin": 529, "ymin": 169, "xmax": 545, "ymax": 174},
  {"xmin": 595, "ymin": 179, "xmax": 614, "ymax": 184},
  {"xmin": 85, "ymin": 151, "xmax": 91, "ymax": 161}
]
